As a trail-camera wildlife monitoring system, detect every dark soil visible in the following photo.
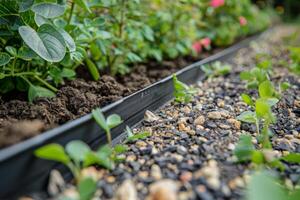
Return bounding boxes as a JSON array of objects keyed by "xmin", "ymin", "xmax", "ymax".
[
  {"xmin": 34, "ymin": 26, "xmax": 300, "ymax": 200},
  {"xmin": 0, "ymin": 48, "xmax": 214, "ymax": 148}
]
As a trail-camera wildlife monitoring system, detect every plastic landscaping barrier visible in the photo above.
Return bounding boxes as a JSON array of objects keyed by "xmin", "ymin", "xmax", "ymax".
[{"xmin": 0, "ymin": 32, "xmax": 264, "ymax": 198}]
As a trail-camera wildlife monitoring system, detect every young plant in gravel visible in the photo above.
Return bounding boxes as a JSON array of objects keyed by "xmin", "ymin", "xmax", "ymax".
[
  {"xmin": 92, "ymin": 108, "xmax": 123, "ymax": 147},
  {"xmin": 237, "ymin": 80, "xmax": 278, "ymax": 148},
  {"xmin": 239, "ymin": 60, "xmax": 271, "ymax": 89},
  {"xmin": 287, "ymin": 47, "xmax": 300, "ymax": 75},
  {"xmin": 234, "ymin": 134, "xmax": 300, "ymax": 171},
  {"xmin": 125, "ymin": 126, "xmax": 150, "ymax": 143},
  {"xmin": 172, "ymin": 74, "xmax": 197, "ymax": 104},
  {"xmin": 201, "ymin": 61, "xmax": 232, "ymax": 78},
  {"xmin": 35, "ymin": 140, "xmax": 127, "ymax": 199},
  {"xmin": 246, "ymin": 170, "xmax": 300, "ymax": 200}
]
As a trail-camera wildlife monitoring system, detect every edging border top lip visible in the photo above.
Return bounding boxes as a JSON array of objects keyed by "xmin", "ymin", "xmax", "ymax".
[{"xmin": 0, "ymin": 30, "xmax": 267, "ymax": 162}]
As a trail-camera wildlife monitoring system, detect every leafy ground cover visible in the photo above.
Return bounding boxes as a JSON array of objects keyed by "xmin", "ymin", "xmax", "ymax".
[
  {"xmin": 0, "ymin": 0, "xmax": 273, "ymax": 148},
  {"xmin": 24, "ymin": 25, "xmax": 300, "ymax": 200}
]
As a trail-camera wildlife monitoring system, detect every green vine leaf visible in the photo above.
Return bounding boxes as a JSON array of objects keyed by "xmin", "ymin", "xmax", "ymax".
[
  {"xmin": 28, "ymin": 84, "xmax": 55, "ymax": 102},
  {"xmin": 31, "ymin": 3, "xmax": 65, "ymax": 19},
  {"xmin": 0, "ymin": 52, "xmax": 10, "ymax": 66},
  {"xmin": 19, "ymin": 24, "xmax": 66, "ymax": 62}
]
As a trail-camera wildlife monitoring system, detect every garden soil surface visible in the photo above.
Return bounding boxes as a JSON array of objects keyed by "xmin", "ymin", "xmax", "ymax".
[
  {"xmin": 0, "ymin": 49, "xmax": 217, "ymax": 148},
  {"xmin": 36, "ymin": 25, "xmax": 300, "ymax": 200}
]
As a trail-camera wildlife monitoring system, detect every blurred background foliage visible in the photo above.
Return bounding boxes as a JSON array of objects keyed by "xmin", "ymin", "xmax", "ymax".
[{"xmin": 253, "ymin": 0, "xmax": 300, "ymax": 21}]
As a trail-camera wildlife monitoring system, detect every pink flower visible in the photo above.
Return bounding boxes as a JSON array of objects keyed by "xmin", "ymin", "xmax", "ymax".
[
  {"xmin": 210, "ymin": 0, "xmax": 225, "ymax": 8},
  {"xmin": 200, "ymin": 37, "xmax": 211, "ymax": 49},
  {"xmin": 192, "ymin": 41, "xmax": 202, "ymax": 54},
  {"xmin": 239, "ymin": 16, "xmax": 247, "ymax": 26}
]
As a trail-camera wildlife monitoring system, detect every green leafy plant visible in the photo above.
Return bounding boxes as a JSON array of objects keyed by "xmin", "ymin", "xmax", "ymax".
[
  {"xmin": 237, "ymin": 80, "xmax": 279, "ymax": 148},
  {"xmin": 172, "ymin": 74, "xmax": 196, "ymax": 103},
  {"xmin": 0, "ymin": 0, "xmax": 80, "ymax": 101},
  {"xmin": 240, "ymin": 61, "xmax": 270, "ymax": 89},
  {"xmin": 201, "ymin": 61, "xmax": 232, "ymax": 78},
  {"xmin": 35, "ymin": 139, "xmax": 128, "ymax": 199},
  {"xmin": 92, "ymin": 108, "xmax": 123, "ymax": 146},
  {"xmin": 125, "ymin": 126, "xmax": 150, "ymax": 143},
  {"xmin": 246, "ymin": 170, "xmax": 300, "ymax": 200},
  {"xmin": 288, "ymin": 47, "xmax": 300, "ymax": 75},
  {"xmin": 235, "ymin": 135, "xmax": 300, "ymax": 171}
]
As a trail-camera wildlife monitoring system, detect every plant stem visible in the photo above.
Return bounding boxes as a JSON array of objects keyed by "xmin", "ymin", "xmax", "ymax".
[
  {"xmin": 67, "ymin": 163, "xmax": 81, "ymax": 184},
  {"xmin": 68, "ymin": 1, "xmax": 75, "ymax": 25},
  {"xmin": 118, "ymin": 0, "xmax": 126, "ymax": 38},
  {"xmin": 107, "ymin": 130, "xmax": 112, "ymax": 147},
  {"xmin": 255, "ymin": 119, "xmax": 260, "ymax": 135},
  {"xmin": 34, "ymin": 75, "xmax": 58, "ymax": 92},
  {"xmin": 262, "ymin": 121, "xmax": 272, "ymax": 149}
]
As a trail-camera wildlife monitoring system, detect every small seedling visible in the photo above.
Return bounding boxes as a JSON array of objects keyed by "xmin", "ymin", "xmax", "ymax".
[
  {"xmin": 201, "ymin": 61, "xmax": 232, "ymax": 78},
  {"xmin": 240, "ymin": 67, "xmax": 269, "ymax": 89},
  {"xmin": 237, "ymin": 80, "xmax": 278, "ymax": 148},
  {"xmin": 234, "ymin": 135, "xmax": 300, "ymax": 171},
  {"xmin": 246, "ymin": 170, "xmax": 300, "ymax": 200},
  {"xmin": 35, "ymin": 140, "xmax": 128, "ymax": 199},
  {"xmin": 92, "ymin": 108, "xmax": 123, "ymax": 147},
  {"xmin": 125, "ymin": 126, "xmax": 150, "ymax": 143},
  {"xmin": 288, "ymin": 47, "xmax": 300, "ymax": 75},
  {"xmin": 172, "ymin": 74, "xmax": 196, "ymax": 103}
]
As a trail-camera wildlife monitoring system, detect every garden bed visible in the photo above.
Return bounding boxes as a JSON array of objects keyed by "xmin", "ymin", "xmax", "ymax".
[
  {"xmin": 0, "ymin": 49, "xmax": 219, "ymax": 148},
  {"xmin": 24, "ymin": 25, "xmax": 300, "ymax": 200}
]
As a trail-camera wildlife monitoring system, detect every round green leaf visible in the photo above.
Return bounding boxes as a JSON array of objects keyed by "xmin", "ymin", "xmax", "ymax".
[
  {"xmin": 107, "ymin": 114, "xmax": 122, "ymax": 129},
  {"xmin": 259, "ymin": 80, "xmax": 274, "ymax": 98},
  {"xmin": 34, "ymin": 14, "xmax": 50, "ymax": 26},
  {"xmin": 241, "ymin": 93, "xmax": 253, "ymax": 106},
  {"xmin": 58, "ymin": 29, "xmax": 76, "ymax": 52},
  {"xmin": 18, "ymin": 46, "xmax": 37, "ymax": 61},
  {"xmin": 66, "ymin": 140, "xmax": 91, "ymax": 163},
  {"xmin": 18, "ymin": 0, "xmax": 34, "ymax": 12},
  {"xmin": 92, "ymin": 108, "xmax": 108, "ymax": 131},
  {"xmin": 19, "ymin": 24, "xmax": 66, "ymax": 62},
  {"xmin": 0, "ymin": 52, "xmax": 10, "ymax": 66},
  {"xmin": 28, "ymin": 84, "xmax": 56, "ymax": 102},
  {"xmin": 35, "ymin": 144, "xmax": 70, "ymax": 165},
  {"xmin": 5, "ymin": 46, "xmax": 17, "ymax": 56},
  {"xmin": 31, "ymin": 3, "xmax": 65, "ymax": 19}
]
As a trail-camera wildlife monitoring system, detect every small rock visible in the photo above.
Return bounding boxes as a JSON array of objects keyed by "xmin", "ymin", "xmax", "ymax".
[
  {"xmin": 197, "ymin": 160, "xmax": 220, "ymax": 190},
  {"xmin": 294, "ymin": 100, "xmax": 300, "ymax": 108},
  {"xmin": 217, "ymin": 99, "xmax": 225, "ymax": 108},
  {"xmin": 228, "ymin": 143, "xmax": 235, "ymax": 150},
  {"xmin": 106, "ymin": 176, "xmax": 116, "ymax": 183},
  {"xmin": 219, "ymin": 123, "xmax": 231, "ymax": 129},
  {"xmin": 147, "ymin": 179, "xmax": 178, "ymax": 200},
  {"xmin": 227, "ymin": 118, "xmax": 241, "ymax": 130},
  {"xmin": 115, "ymin": 180, "xmax": 137, "ymax": 200},
  {"xmin": 144, "ymin": 110, "xmax": 160, "ymax": 122},
  {"xmin": 262, "ymin": 149, "xmax": 278, "ymax": 162},
  {"xmin": 182, "ymin": 106, "xmax": 191, "ymax": 114},
  {"xmin": 151, "ymin": 165, "xmax": 162, "ymax": 180},
  {"xmin": 194, "ymin": 115, "xmax": 205, "ymax": 126},
  {"xmin": 48, "ymin": 170, "xmax": 66, "ymax": 196},
  {"xmin": 207, "ymin": 111, "xmax": 222, "ymax": 119},
  {"xmin": 180, "ymin": 171, "xmax": 193, "ymax": 183},
  {"xmin": 80, "ymin": 166, "xmax": 101, "ymax": 182},
  {"xmin": 177, "ymin": 145, "xmax": 188, "ymax": 155},
  {"xmin": 136, "ymin": 140, "xmax": 147, "ymax": 148},
  {"xmin": 178, "ymin": 122, "xmax": 187, "ymax": 131},
  {"xmin": 228, "ymin": 177, "xmax": 245, "ymax": 189},
  {"xmin": 138, "ymin": 171, "xmax": 149, "ymax": 179}
]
